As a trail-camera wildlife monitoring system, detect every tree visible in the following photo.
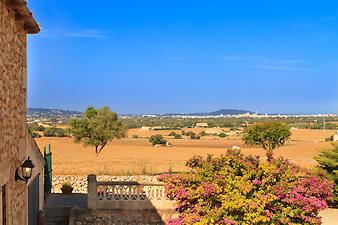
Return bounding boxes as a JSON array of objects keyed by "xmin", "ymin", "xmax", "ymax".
[
  {"xmin": 169, "ymin": 131, "xmax": 177, "ymax": 136},
  {"xmin": 149, "ymin": 135, "xmax": 167, "ymax": 146},
  {"xmin": 69, "ymin": 106, "xmax": 126, "ymax": 156},
  {"xmin": 28, "ymin": 122, "xmax": 45, "ymax": 132},
  {"xmin": 173, "ymin": 133, "xmax": 182, "ymax": 139},
  {"xmin": 315, "ymin": 144, "xmax": 338, "ymax": 206},
  {"xmin": 43, "ymin": 127, "xmax": 68, "ymax": 137},
  {"xmin": 218, "ymin": 132, "xmax": 227, "ymax": 138},
  {"xmin": 242, "ymin": 122, "xmax": 291, "ymax": 162}
]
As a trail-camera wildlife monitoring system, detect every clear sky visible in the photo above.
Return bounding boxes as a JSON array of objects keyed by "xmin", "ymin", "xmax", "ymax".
[{"xmin": 27, "ymin": 0, "xmax": 338, "ymax": 114}]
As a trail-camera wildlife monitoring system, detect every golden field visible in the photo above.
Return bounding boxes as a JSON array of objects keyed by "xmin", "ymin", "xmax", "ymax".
[{"xmin": 35, "ymin": 128, "xmax": 337, "ymax": 176}]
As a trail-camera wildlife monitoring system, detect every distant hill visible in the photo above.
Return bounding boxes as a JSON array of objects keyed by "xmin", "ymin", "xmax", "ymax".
[
  {"xmin": 162, "ymin": 109, "xmax": 254, "ymax": 116},
  {"xmin": 27, "ymin": 107, "xmax": 254, "ymax": 120},
  {"xmin": 208, "ymin": 109, "xmax": 254, "ymax": 116},
  {"xmin": 28, "ymin": 108, "xmax": 82, "ymax": 119}
]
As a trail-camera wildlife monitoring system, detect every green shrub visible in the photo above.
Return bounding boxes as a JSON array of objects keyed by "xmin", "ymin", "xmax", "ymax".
[
  {"xmin": 325, "ymin": 135, "xmax": 334, "ymax": 142},
  {"xmin": 190, "ymin": 134, "xmax": 200, "ymax": 139},
  {"xmin": 149, "ymin": 135, "xmax": 167, "ymax": 146},
  {"xmin": 43, "ymin": 127, "xmax": 68, "ymax": 137},
  {"xmin": 31, "ymin": 132, "xmax": 42, "ymax": 138},
  {"xmin": 169, "ymin": 132, "xmax": 177, "ymax": 136},
  {"xmin": 218, "ymin": 132, "xmax": 227, "ymax": 138},
  {"xmin": 61, "ymin": 181, "xmax": 73, "ymax": 190},
  {"xmin": 29, "ymin": 122, "xmax": 45, "ymax": 132},
  {"xmin": 173, "ymin": 133, "xmax": 182, "ymax": 139},
  {"xmin": 199, "ymin": 131, "xmax": 207, "ymax": 136}
]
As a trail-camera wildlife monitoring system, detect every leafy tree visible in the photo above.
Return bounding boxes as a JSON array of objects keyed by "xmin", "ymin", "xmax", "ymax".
[
  {"xmin": 69, "ymin": 106, "xmax": 126, "ymax": 156},
  {"xmin": 149, "ymin": 134, "xmax": 167, "ymax": 146},
  {"xmin": 184, "ymin": 131, "xmax": 195, "ymax": 137},
  {"xmin": 242, "ymin": 122, "xmax": 291, "ymax": 162},
  {"xmin": 29, "ymin": 122, "xmax": 45, "ymax": 132},
  {"xmin": 315, "ymin": 144, "xmax": 338, "ymax": 206},
  {"xmin": 173, "ymin": 133, "xmax": 182, "ymax": 139},
  {"xmin": 31, "ymin": 132, "xmax": 42, "ymax": 138},
  {"xmin": 199, "ymin": 131, "xmax": 207, "ymax": 137},
  {"xmin": 326, "ymin": 135, "xmax": 334, "ymax": 142},
  {"xmin": 190, "ymin": 133, "xmax": 200, "ymax": 140},
  {"xmin": 43, "ymin": 127, "xmax": 68, "ymax": 137},
  {"xmin": 169, "ymin": 131, "xmax": 177, "ymax": 136},
  {"xmin": 218, "ymin": 132, "xmax": 227, "ymax": 138}
]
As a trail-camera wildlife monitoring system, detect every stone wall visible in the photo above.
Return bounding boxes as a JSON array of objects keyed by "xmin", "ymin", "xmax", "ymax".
[
  {"xmin": 52, "ymin": 175, "xmax": 160, "ymax": 193},
  {"xmin": 69, "ymin": 208, "xmax": 170, "ymax": 225},
  {"xmin": 0, "ymin": 0, "xmax": 28, "ymax": 224}
]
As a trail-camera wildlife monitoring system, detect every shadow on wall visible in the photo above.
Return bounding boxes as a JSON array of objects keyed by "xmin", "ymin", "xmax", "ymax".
[
  {"xmin": 69, "ymin": 208, "xmax": 168, "ymax": 225},
  {"xmin": 68, "ymin": 174, "xmax": 177, "ymax": 225}
]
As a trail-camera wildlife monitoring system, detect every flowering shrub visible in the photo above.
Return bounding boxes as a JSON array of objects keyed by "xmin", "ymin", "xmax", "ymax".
[{"xmin": 158, "ymin": 150, "xmax": 333, "ymax": 225}]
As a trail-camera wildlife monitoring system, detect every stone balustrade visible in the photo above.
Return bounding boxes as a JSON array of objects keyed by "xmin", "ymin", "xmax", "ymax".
[
  {"xmin": 52, "ymin": 175, "xmax": 160, "ymax": 193},
  {"xmin": 87, "ymin": 175, "xmax": 176, "ymax": 211}
]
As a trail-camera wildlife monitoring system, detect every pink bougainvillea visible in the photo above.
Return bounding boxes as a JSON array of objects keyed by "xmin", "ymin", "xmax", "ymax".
[{"xmin": 158, "ymin": 149, "xmax": 333, "ymax": 225}]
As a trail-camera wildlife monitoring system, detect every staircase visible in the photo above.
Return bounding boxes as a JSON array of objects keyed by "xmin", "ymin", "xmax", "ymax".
[{"xmin": 44, "ymin": 193, "xmax": 87, "ymax": 225}]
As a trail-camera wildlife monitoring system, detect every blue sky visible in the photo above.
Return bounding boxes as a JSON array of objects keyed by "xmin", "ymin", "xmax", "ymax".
[{"xmin": 27, "ymin": 1, "xmax": 338, "ymax": 114}]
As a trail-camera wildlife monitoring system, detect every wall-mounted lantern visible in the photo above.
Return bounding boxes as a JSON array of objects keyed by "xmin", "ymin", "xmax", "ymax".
[{"xmin": 15, "ymin": 157, "xmax": 35, "ymax": 183}]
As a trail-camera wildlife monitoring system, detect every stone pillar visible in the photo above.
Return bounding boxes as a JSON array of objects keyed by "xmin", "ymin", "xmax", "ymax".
[{"xmin": 87, "ymin": 174, "xmax": 97, "ymax": 210}]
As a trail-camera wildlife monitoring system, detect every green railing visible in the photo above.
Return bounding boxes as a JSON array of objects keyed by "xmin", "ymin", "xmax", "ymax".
[{"xmin": 44, "ymin": 144, "xmax": 52, "ymax": 197}]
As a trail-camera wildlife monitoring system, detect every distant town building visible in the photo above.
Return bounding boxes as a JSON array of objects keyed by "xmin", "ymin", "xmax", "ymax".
[
  {"xmin": 141, "ymin": 126, "xmax": 151, "ymax": 130},
  {"xmin": 334, "ymin": 131, "xmax": 338, "ymax": 142},
  {"xmin": 232, "ymin": 146, "xmax": 241, "ymax": 150},
  {"xmin": 195, "ymin": 122, "xmax": 208, "ymax": 128},
  {"xmin": 205, "ymin": 128, "xmax": 223, "ymax": 135}
]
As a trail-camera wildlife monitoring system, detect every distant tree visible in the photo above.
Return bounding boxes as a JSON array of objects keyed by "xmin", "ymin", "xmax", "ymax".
[
  {"xmin": 184, "ymin": 131, "xmax": 195, "ymax": 137},
  {"xmin": 31, "ymin": 132, "xmax": 42, "ymax": 138},
  {"xmin": 190, "ymin": 133, "xmax": 200, "ymax": 140},
  {"xmin": 43, "ymin": 127, "xmax": 68, "ymax": 137},
  {"xmin": 199, "ymin": 131, "xmax": 207, "ymax": 137},
  {"xmin": 315, "ymin": 144, "xmax": 338, "ymax": 206},
  {"xmin": 29, "ymin": 122, "xmax": 45, "ymax": 132},
  {"xmin": 326, "ymin": 135, "xmax": 334, "ymax": 142},
  {"xmin": 69, "ymin": 106, "xmax": 126, "ymax": 156},
  {"xmin": 173, "ymin": 133, "xmax": 182, "ymax": 139},
  {"xmin": 169, "ymin": 132, "xmax": 177, "ymax": 136},
  {"xmin": 218, "ymin": 133, "xmax": 227, "ymax": 138},
  {"xmin": 242, "ymin": 122, "xmax": 291, "ymax": 162},
  {"xmin": 149, "ymin": 135, "xmax": 167, "ymax": 146}
]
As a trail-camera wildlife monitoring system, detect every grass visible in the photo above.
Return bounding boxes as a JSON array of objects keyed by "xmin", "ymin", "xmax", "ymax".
[{"xmin": 35, "ymin": 128, "xmax": 336, "ymax": 176}]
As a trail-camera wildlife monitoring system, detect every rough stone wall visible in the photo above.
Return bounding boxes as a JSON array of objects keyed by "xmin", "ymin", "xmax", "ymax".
[
  {"xmin": 52, "ymin": 175, "xmax": 159, "ymax": 193},
  {"xmin": 69, "ymin": 208, "xmax": 168, "ymax": 225},
  {"xmin": 0, "ymin": 0, "xmax": 28, "ymax": 224}
]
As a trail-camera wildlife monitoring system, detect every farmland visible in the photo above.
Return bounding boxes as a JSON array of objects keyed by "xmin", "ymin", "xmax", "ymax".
[{"xmin": 35, "ymin": 128, "xmax": 336, "ymax": 176}]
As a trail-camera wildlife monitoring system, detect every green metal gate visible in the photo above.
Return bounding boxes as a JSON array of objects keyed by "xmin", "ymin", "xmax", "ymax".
[{"xmin": 44, "ymin": 144, "xmax": 52, "ymax": 197}]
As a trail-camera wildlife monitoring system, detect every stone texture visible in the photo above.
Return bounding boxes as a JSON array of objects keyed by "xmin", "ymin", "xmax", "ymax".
[
  {"xmin": 69, "ymin": 208, "xmax": 167, "ymax": 225},
  {"xmin": 0, "ymin": 0, "xmax": 30, "ymax": 224},
  {"xmin": 52, "ymin": 175, "xmax": 160, "ymax": 193}
]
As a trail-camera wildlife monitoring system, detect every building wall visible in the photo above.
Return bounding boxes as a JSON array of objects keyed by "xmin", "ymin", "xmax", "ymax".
[
  {"xmin": 26, "ymin": 132, "xmax": 45, "ymax": 211},
  {"xmin": 0, "ymin": 0, "xmax": 28, "ymax": 224}
]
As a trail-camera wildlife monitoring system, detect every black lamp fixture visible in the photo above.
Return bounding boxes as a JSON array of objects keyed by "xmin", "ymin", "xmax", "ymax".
[{"xmin": 15, "ymin": 157, "xmax": 35, "ymax": 183}]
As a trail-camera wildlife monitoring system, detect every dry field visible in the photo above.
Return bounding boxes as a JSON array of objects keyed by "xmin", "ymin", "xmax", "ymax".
[{"xmin": 35, "ymin": 128, "xmax": 336, "ymax": 176}]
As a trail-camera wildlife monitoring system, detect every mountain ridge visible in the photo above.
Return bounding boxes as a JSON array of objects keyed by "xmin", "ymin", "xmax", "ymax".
[{"xmin": 27, "ymin": 107, "xmax": 254, "ymax": 118}]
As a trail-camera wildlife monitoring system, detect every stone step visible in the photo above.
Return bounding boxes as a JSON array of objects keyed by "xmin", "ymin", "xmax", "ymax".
[{"xmin": 44, "ymin": 206, "xmax": 72, "ymax": 225}]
